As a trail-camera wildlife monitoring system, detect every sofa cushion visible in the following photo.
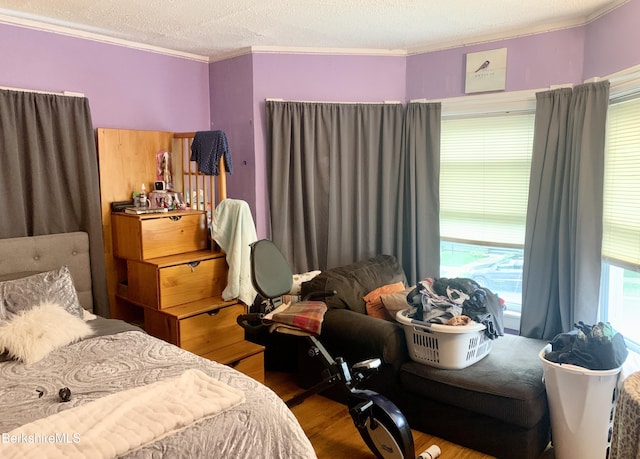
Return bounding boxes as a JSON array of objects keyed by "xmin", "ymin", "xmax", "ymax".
[
  {"xmin": 399, "ymin": 334, "xmax": 548, "ymax": 429},
  {"xmin": 364, "ymin": 282, "xmax": 406, "ymax": 320},
  {"xmin": 380, "ymin": 287, "xmax": 413, "ymax": 319},
  {"xmin": 301, "ymin": 255, "xmax": 407, "ymax": 314}
]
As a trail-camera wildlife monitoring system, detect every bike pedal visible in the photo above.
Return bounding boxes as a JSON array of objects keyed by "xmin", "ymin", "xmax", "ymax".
[{"xmin": 351, "ymin": 400, "xmax": 373, "ymax": 415}]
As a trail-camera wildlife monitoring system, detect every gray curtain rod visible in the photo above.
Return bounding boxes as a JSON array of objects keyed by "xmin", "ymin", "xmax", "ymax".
[
  {"xmin": 0, "ymin": 85, "xmax": 84, "ymax": 97},
  {"xmin": 266, "ymin": 98, "xmax": 400, "ymax": 104}
]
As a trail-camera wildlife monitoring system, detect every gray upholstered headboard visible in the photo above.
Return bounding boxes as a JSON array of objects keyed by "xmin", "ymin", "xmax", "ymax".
[{"xmin": 0, "ymin": 232, "xmax": 93, "ymax": 312}]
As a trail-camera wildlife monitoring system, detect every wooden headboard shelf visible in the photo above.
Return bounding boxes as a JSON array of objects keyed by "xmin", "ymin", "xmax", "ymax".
[
  {"xmin": 97, "ymin": 128, "xmax": 228, "ymax": 319},
  {"xmin": 173, "ymin": 132, "xmax": 227, "ymax": 209}
]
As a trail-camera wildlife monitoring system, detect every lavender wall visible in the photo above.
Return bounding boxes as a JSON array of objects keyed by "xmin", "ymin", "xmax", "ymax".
[
  {"xmin": 239, "ymin": 0, "xmax": 640, "ymax": 236},
  {"xmin": 4, "ymin": 0, "xmax": 640, "ymax": 239},
  {"xmin": 406, "ymin": 27, "xmax": 586, "ymax": 100},
  {"xmin": 210, "ymin": 52, "xmax": 407, "ymax": 237},
  {"xmin": 406, "ymin": 0, "xmax": 640, "ymax": 100},
  {"xmin": 584, "ymin": 0, "xmax": 640, "ymax": 80},
  {"xmin": 0, "ymin": 23, "xmax": 210, "ymax": 131},
  {"xmin": 250, "ymin": 52, "xmax": 407, "ymax": 237},
  {"xmin": 251, "ymin": 53, "xmax": 407, "ymax": 103},
  {"xmin": 209, "ymin": 54, "xmax": 255, "ymax": 208}
]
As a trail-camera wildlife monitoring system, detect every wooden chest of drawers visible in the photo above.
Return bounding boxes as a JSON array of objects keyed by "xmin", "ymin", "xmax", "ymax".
[
  {"xmin": 112, "ymin": 210, "xmax": 206, "ymax": 260},
  {"xmin": 202, "ymin": 340, "xmax": 265, "ymax": 383},
  {"xmin": 144, "ymin": 299, "xmax": 265, "ymax": 383},
  {"xmin": 144, "ymin": 299, "xmax": 244, "ymax": 354},
  {"xmin": 111, "ymin": 210, "xmax": 265, "ymax": 383},
  {"xmin": 127, "ymin": 251, "xmax": 227, "ymax": 309}
]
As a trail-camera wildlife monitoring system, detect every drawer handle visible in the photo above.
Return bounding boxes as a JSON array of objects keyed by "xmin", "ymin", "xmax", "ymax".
[
  {"xmin": 188, "ymin": 261, "xmax": 201, "ymax": 271},
  {"xmin": 207, "ymin": 309, "xmax": 220, "ymax": 317},
  {"xmin": 169, "ymin": 215, "xmax": 182, "ymax": 221}
]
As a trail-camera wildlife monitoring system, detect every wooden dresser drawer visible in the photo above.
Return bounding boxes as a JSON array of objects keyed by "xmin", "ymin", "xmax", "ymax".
[
  {"xmin": 202, "ymin": 340, "xmax": 265, "ymax": 384},
  {"xmin": 112, "ymin": 210, "xmax": 206, "ymax": 260},
  {"xmin": 158, "ymin": 256, "xmax": 227, "ymax": 309},
  {"xmin": 179, "ymin": 303, "xmax": 245, "ymax": 355},
  {"xmin": 230, "ymin": 352, "xmax": 264, "ymax": 383},
  {"xmin": 128, "ymin": 251, "xmax": 227, "ymax": 309},
  {"xmin": 143, "ymin": 299, "xmax": 246, "ymax": 355}
]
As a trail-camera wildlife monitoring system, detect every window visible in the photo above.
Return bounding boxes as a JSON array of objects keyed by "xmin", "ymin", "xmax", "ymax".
[
  {"xmin": 601, "ymin": 92, "xmax": 640, "ymax": 351},
  {"xmin": 440, "ymin": 113, "xmax": 534, "ymax": 327},
  {"xmin": 441, "ymin": 241, "xmax": 524, "ymax": 313}
]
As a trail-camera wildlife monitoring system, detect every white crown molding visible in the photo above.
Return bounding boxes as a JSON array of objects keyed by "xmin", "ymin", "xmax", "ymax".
[
  {"xmin": 406, "ymin": 0, "xmax": 630, "ymax": 56},
  {"xmin": 208, "ymin": 47, "xmax": 254, "ymax": 63},
  {"xmin": 0, "ymin": 0, "xmax": 631, "ymax": 64},
  {"xmin": 585, "ymin": 0, "xmax": 630, "ymax": 22},
  {"xmin": 249, "ymin": 46, "xmax": 407, "ymax": 58},
  {"xmin": 0, "ymin": 13, "xmax": 209, "ymax": 63},
  {"xmin": 406, "ymin": 20, "xmax": 585, "ymax": 56},
  {"xmin": 209, "ymin": 45, "xmax": 407, "ymax": 63}
]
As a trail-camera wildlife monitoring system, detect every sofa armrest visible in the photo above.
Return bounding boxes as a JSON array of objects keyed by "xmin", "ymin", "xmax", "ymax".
[{"xmin": 320, "ymin": 308, "xmax": 408, "ymax": 371}]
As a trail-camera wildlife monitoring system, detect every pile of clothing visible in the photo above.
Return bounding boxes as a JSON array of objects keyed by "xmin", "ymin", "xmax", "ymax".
[
  {"xmin": 545, "ymin": 321, "xmax": 628, "ymax": 370},
  {"xmin": 407, "ymin": 277, "xmax": 504, "ymax": 339}
]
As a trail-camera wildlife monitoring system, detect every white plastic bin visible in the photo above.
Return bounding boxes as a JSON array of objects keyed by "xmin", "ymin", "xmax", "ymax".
[
  {"xmin": 539, "ymin": 344, "xmax": 622, "ymax": 459},
  {"xmin": 396, "ymin": 309, "xmax": 492, "ymax": 369}
]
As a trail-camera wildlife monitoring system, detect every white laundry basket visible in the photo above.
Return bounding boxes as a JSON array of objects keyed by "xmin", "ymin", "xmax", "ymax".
[
  {"xmin": 396, "ymin": 309, "xmax": 492, "ymax": 369},
  {"xmin": 539, "ymin": 344, "xmax": 622, "ymax": 459}
]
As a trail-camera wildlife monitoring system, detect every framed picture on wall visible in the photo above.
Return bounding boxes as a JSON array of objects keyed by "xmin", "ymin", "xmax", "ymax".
[{"xmin": 465, "ymin": 48, "xmax": 508, "ymax": 94}]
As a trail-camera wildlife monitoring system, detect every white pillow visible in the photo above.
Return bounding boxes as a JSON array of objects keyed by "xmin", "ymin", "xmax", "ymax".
[
  {"xmin": 290, "ymin": 270, "xmax": 322, "ymax": 295},
  {"xmin": 0, "ymin": 301, "xmax": 93, "ymax": 364}
]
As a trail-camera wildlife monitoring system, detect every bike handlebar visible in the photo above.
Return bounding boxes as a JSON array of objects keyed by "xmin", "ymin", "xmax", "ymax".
[{"xmin": 236, "ymin": 313, "xmax": 265, "ymax": 332}]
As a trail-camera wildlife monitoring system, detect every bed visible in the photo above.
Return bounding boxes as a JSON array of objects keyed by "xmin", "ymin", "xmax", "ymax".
[{"xmin": 0, "ymin": 232, "xmax": 316, "ymax": 458}]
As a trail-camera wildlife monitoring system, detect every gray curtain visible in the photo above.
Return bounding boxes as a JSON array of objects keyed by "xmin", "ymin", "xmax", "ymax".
[
  {"xmin": 266, "ymin": 101, "xmax": 404, "ymax": 273},
  {"xmin": 398, "ymin": 102, "xmax": 441, "ymax": 285},
  {"xmin": 0, "ymin": 89, "xmax": 109, "ymax": 317},
  {"xmin": 521, "ymin": 81, "xmax": 610, "ymax": 339}
]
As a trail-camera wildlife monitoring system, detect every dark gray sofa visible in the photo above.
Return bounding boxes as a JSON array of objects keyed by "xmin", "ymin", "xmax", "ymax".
[{"xmin": 297, "ymin": 254, "xmax": 550, "ymax": 459}]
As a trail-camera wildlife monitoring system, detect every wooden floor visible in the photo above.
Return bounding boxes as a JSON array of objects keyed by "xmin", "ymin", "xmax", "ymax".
[{"xmin": 264, "ymin": 370, "xmax": 498, "ymax": 459}]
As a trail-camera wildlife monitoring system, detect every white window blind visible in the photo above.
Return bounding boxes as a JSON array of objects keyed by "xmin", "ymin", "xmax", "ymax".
[
  {"xmin": 440, "ymin": 114, "xmax": 535, "ymax": 246},
  {"xmin": 603, "ymin": 95, "xmax": 640, "ymax": 269}
]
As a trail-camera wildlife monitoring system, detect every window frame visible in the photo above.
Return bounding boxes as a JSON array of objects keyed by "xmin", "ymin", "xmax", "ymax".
[
  {"xmin": 598, "ymin": 65, "xmax": 640, "ymax": 353},
  {"xmin": 432, "ymin": 89, "xmax": 539, "ymax": 332},
  {"xmin": 430, "ymin": 67, "xmax": 640, "ymax": 344}
]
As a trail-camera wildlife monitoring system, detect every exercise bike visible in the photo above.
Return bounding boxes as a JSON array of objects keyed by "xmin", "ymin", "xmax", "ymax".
[{"xmin": 237, "ymin": 240, "xmax": 440, "ymax": 459}]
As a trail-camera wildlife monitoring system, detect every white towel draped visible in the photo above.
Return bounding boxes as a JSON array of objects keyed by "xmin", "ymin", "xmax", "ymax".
[{"xmin": 211, "ymin": 199, "xmax": 258, "ymax": 305}]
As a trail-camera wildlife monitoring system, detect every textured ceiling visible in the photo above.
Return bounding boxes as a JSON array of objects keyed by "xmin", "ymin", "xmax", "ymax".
[{"xmin": 0, "ymin": 0, "xmax": 627, "ymax": 61}]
